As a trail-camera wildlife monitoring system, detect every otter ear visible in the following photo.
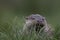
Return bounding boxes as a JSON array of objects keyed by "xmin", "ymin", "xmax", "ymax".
[
  {"xmin": 43, "ymin": 17, "xmax": 45, "ymax": 19},
  {"xmin": 42, "ymin": 17, "xmax": 45, "ymax": 21},
  {"xmin": 25, "ymin": 16, "xmax": 29, "ymax": 20},
  {"xmin": 23, "ymin": 16, "xmax": 28, "ymax": 20}
]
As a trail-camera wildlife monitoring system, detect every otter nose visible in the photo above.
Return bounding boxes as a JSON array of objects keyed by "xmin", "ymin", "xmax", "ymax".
[{"xmin": 37, "ymin": 20, "xmax": 42, "ymax": 23}]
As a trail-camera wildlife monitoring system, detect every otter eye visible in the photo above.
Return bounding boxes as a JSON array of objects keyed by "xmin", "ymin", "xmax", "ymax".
[
  {"xmin": 42, "ymin": 19, "xmax": 44, "ymax": 21},
  {"xmin": 31, "ymin": 17, "xmax": 35, "ymax": 20}
]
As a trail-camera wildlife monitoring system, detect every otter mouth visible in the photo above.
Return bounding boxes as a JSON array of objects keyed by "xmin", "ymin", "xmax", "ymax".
[
  {"xmin": 36, "ymin": 23, "xmax": 44, "ymax": 27},
  {"xmin": 40, "ymin": 24, "xmax": 44, "ymax": 27},
  {"xmin": 35, "ymin": 23, "xmax": 44, "ymax": 32}
]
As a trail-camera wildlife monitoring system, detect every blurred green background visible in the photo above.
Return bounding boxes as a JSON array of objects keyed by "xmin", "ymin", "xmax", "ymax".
[
  {"xmin": 0, "ymin": 0, "xmax": 60, "ymax": 40},
  {"xmin": 0, "ymin": 0, "xmax": 60, "ymax": 28}
]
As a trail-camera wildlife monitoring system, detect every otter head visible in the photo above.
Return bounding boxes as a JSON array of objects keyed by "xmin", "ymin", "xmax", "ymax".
[
  {"xmin": 25, "ymin": 14, "xmax": 45, "ymax": 26},
  {"xmin": 25, "ymin": 14, "xmax": 45, "ymax": 32}
]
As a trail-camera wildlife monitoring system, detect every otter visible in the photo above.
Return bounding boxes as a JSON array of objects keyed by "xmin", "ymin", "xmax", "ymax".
[{"xmin": 23, "ymin": 14, "xmax": 54, "ymax": 37}]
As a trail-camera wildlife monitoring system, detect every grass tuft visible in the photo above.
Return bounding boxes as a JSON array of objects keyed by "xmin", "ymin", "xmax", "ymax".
[{"xmin": 0, "ymin": 17, "xmax": 60, "ymax": 40}]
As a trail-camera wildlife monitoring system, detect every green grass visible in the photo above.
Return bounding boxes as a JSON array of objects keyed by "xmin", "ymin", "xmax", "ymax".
[
  {"xmin": 0, "ymin": 16, "xmax": 60, "ymax": 40},
  {"xmin": 0, "ymin": 0, "xmax": 60, "ymax": 39}
]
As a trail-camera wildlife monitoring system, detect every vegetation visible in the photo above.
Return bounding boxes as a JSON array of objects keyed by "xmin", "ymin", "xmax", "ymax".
[
  {"xmin": 0, "ymin": 0, "xmax": 60, "ymax": 40},
  {"xmin": 0, "ymin": 16, "xmax": 60, "ymax": 40}
]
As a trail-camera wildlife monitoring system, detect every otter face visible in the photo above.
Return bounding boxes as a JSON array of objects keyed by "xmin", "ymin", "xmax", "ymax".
[
  {"xmin": 23, "ymin": 14, "xmax": 46, "ymax": 33},
  {"xmin": 25, "ymin": 14, "xmax": 45, "ymax": 27}
]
